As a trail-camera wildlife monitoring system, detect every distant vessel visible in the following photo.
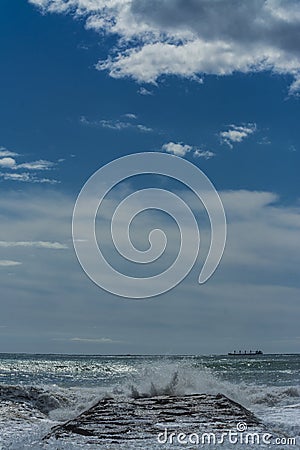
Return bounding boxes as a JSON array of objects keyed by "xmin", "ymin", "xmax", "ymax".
[{"xmin": 228, "ymin": 350, "xmax": 263, "ymax": 356}]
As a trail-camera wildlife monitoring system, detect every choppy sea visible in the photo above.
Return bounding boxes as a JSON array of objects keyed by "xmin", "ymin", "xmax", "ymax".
[{"xmin": 0, "ymin": 353, "xmax": 299, "ymax": 449}]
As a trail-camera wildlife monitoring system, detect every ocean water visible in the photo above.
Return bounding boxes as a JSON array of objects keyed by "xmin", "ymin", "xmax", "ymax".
[{"xmin": 0, "ymin": 353, "xmax": 299, "ymax": 449}]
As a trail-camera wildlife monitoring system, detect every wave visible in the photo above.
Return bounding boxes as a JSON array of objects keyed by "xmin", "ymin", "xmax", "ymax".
[
  {"xmin": 250, "ymin": 386, "xmax": 300, "ymax": 407},
  {"xmin": 0, "ymin": 385, "xmax": 69, "ymax": 415},
  {"xmin": 1, "ymin": 360, "xmax": 299, "ymax": 415},
  {"xmin": 107, "ymin": 360, "xmax": 300, "ymax": 409}
]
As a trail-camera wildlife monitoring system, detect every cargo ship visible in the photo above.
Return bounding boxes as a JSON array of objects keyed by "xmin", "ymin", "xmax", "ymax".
[{"xmin": 228, "ymin": 350, "xmax": 263, "ymax": 356}]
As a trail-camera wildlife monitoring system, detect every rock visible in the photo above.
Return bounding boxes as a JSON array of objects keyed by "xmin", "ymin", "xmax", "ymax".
[{"xmin": 43, "ymin": 393, "xmax": 265, "ymax": 446}]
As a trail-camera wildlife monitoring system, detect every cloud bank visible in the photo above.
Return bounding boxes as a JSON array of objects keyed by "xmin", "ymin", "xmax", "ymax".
[
  {"xmin": 29, "ymin": 0, "xmax": 300, "ymax": 92},
  {"xmin": 0, "ymin": 188, "xmax": 299, "ymax": 353}
]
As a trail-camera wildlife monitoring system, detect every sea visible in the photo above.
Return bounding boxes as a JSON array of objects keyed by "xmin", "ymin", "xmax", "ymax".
[{"xmin": 0, "ymin": 353, "xmax": 299, "ymax": 449}]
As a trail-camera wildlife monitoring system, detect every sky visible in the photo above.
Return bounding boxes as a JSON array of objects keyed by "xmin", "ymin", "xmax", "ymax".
[{"xmin": 0, "ymin": 0, "xmax": 299, "ymax": 354}]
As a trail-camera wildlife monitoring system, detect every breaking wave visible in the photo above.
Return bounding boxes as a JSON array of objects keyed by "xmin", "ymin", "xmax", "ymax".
[
  {"xmin": 0, "ymin": 385, "xmax": 69, "ymax": 414},
  {"xmin": 1, "ymin": 360, "xmax": 299, "ymax": 415}
]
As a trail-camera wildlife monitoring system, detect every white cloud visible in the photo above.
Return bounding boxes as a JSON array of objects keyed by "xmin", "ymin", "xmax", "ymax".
[
  {"xmin": 0, "ymin": 260, "xmax": 22, "ymax": 267},
  {"xmin": 0, "ymin": 241, "xmax": 67, "ymax": 249},
  {"xmin": 0, "ymin": 146, "xmax": 58, "ymax": 183},
  {"xmin": 96, "ymin": 39, "xmax": 268, "ymax": 84},
  {"xmin": 100, "ymin": 119, "xmax": 131, "ymax": 130},
  {"xmin": 162, "ymin": 142, "xmax": 215, "ymax": 159},
  {"xmin": 0, "ymin": 148, "xmax": 19, "ymax": 157},
  {"xmin": 289, "ymin": 75, "xmax": 300, "ymax": 95},
  {"xmin": 29, "ymin": 0, "xmax": 300, "ymax": 92},
  {"xmin": 0, "ymin": 158, "xmax": 54, "ymax": 170},
  {"xmin": 0, "ymin": 172, "xmax": 59, "ymax": 184},
  {"xmin": 124, "ymin": 113, "xmax": 137, "ymax": 119},
  {"xmin": 0, "ymin": 157, "xmax": 16, "ymax": 168},
  {"xmin": 136, "ymin": 124, "xmax": 152, "ymax": 132},
  {"xmin": 220, "ymin": 123, "xmax": 257, "ymax": 148},
  {"xmin": 0, "ymin": 173, "xmax": 31, "ymax": 182},
  {"xmin": 80, "ymin": 115, "xmax": 152, "ymax": 132},
  {"xmin": 193, "ymin": 149, "xmax": 215, "ymax": 159},
  {"xmin": 70, "ymin": 337, "xmax": 122, "ymax": 344},
  {"xmin": 162, "ymin": 142, "xmax": 192, "ymax": 157},
  {"xmin": 17, "ymin": 160, "xmax": 55, "ymax": 170},
  {"xmin": 138, "ymin": 87, "xmax": 153, "ymax": 96}
]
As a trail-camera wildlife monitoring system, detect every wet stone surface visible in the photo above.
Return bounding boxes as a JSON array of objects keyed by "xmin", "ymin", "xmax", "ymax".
[{"xmin": 44, "ymin": 393, "xmax": 263, "ymax": 445}]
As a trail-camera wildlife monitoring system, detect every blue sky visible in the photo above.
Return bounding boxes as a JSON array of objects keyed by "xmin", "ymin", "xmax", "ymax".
[{"xmin": 0, "ymin": 0, "xmax": 299, "ymax": 354}]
